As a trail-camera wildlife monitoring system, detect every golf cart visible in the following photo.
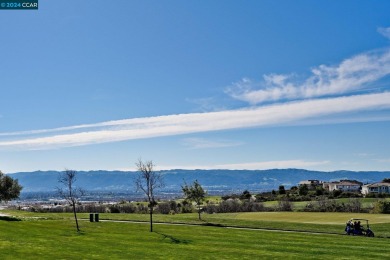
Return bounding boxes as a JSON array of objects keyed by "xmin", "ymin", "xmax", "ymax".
[{"xmin": 345, "ymin": 218, "xmax": 374, "ymax": 237}]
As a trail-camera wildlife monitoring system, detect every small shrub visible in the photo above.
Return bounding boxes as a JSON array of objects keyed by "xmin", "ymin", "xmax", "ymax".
[
  {"xmin": 332, "ymin": 190, "xmax": 342, "ymax": 198},
  {"xmin": 157, "ymin": 202, "xmax": 171, "ymax": 214},
  {"xmin": 345, "ymin": 198, "xmax": 362, "ymax": 213},
  {"xmin": 372, "ymin": 200, "xmax": 390, "ymax": 214},
  {"xmin": 109, "ymin": 206, "xmax": 121, "ymax": 213},
  {"xmin": 277, "ymin": 199, "xmax": 293, "ymax": 211},
  {"xmin": 180, "ymin": 201, "xmax": 194, "ymax": 213}
]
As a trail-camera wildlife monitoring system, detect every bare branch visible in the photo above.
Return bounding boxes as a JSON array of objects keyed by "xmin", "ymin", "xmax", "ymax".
[
  {"xmin": 57, "ymin": 169, "xmax": 82, "ymax": 232},
  {"xmin": 134, "ymin": 159, "xmax": 164, "ymax": 232}
]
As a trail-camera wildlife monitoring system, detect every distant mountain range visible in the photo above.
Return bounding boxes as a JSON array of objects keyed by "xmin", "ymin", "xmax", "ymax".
[{"xmin": 8, "ymin": 169, "xmax": 390, "ymax": 194}]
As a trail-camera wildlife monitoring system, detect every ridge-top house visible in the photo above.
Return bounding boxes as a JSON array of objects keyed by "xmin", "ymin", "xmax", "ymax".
[
  {"xmin": 361, "ymin": 182, "xmax": 390, "ymax": 195},
  {"xmin": 323, "ymin": 180, "xmax": 362, "ymax": 192}
]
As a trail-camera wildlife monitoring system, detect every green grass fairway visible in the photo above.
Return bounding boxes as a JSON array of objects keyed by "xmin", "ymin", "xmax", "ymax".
[
  {"xmin": 1, "ymin": 215, "xmax": 390, "ymax": 259},
  {"xmin": 231, "ymin": 212, "xmax": 390, "ymax": 224},
  {"xmin": 5, "ymin": 210, "xmax": 390, "ymax": 237},
  {"xmin": 85, "ymin": 211, "xmax": 390, "ymax": 237}
]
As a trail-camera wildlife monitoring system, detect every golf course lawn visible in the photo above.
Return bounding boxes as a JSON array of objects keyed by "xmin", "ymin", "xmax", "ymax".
[
  {"xmin": 4, "ymin": 210, "xmax": 390, "ymax": 237},
  {"xmin": 1, "ymin": 211, "xmax": 390, "ymax": 259},
  {"xmin": 0, "ymin": 217, "xmax": 389, "ymax": 259},
  {"xmin": 82, "ymin": 211, "xmax": 390, "ymax": 238},
  {"xmin": 229, "ymin": 212, "xmax": 390, "ymax": 224}
]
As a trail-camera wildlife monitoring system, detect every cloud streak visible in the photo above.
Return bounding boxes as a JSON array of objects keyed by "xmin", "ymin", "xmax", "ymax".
[
  {"xmin": 1, "ymin": 92, "xmax": 390, "ymax": 150},
  {"xmin": 226, "ymin": 28, "xmax": 390, "ymax": 105},
  {"xmin": 2, "ymin": 28, "xmax": 390, "ymax": 151},
  {"xmin": 378, "ymin": 27, "xmax": 390, "ymax": 39}
]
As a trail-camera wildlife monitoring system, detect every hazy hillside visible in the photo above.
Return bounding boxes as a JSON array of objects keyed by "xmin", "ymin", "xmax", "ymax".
[{"xmin": 9, "ymin": 169, "xmax": 390, "ymax": 194}]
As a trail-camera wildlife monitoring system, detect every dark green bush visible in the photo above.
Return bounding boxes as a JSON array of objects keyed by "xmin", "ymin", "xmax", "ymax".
[{"xmin": 372, "ymin": 200, "xmax": 390, "ymax": 214}]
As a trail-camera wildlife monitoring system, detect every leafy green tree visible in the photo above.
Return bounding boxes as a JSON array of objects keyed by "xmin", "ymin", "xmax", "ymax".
[
  {"xmin": 135, "ymin": 159, "xmax": 164, "ymax": 232},
  {"xmin": 240, "ymin": 190, "xmax": 252, "ymax": 200},
  {"xmin": 290, "ymin": 186, "xmax": 298, "ymax": 192},
  {"xmin": 278, "ymin": 185, "xmax": 286, "ymax": 195},
  {"xmin": 182, "ymin": 180, "xmax": 206, "ymax": 220},
  {"xmin": 315, "ymin": 186, "xmax": 325, "ymax": 196},
  {"xmin": 0, "ymin": 171, "xmax": 22, "ymax": 202},
  {"xmin": 298, "ymin": 184, "xmax": 309, "ymax": 196}
]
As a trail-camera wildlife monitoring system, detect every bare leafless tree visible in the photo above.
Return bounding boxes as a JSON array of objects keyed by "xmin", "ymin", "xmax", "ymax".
[
  {"xmin": 134, "ymin": 159, "xmax": 164, "ymax": 232},
  {"xmin": 57, "ymin": 169, "xmax": 84, "ymax": 232}
]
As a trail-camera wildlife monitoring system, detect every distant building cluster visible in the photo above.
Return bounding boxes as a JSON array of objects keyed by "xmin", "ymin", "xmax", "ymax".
[{"xmin": 298, "ymin": 179, "xmax": 390, "ymax": 195}]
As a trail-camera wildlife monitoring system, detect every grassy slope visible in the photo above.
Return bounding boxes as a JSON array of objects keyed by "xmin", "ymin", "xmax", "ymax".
[
  {"xmin": 4, "ymin": 210, "xmax": 390, "ymax": 237},
  {"xmin": 81, "ymin": 211, "xmax": 390, "ymax": 237},
  {"xmin": 1, "ymin": 216, "xmax": 390, "ymax": 259}
]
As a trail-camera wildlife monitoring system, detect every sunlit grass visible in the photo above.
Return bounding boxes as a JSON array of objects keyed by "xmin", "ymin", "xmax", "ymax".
[
  {"xmin": 5, "ymin": 210, "xmax": 390, "ymax": 238},
  {"xmin": 1, "ymin": 213, "xmax": 390, "ymax": 259}
]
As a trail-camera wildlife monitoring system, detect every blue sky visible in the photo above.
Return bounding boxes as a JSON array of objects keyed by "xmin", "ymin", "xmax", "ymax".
[{"xmin": 1, "ymin": 1, "xmax": 390, "ymax": 173}]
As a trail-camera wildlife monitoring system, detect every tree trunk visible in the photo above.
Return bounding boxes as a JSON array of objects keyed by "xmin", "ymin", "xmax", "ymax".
[
  {"xmin": 198, "ymin": 205, "xmax": 201, "ymax": 220},
  {"xmin": 72, "ymin": 202, "xmax": 80, "ymax": 232},
  {"xmin": 149, "ymin": 205, "xmax": 153, "ymax": 232}
]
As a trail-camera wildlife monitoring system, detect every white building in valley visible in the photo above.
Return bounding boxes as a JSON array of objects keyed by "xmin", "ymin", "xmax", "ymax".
[
  {"xmin": 362, "ymin": 182, "xmax": 390, "ymax": 195},
  {"xmin": 323, "ymin": 180, "xmax": 362, "ymax": 192}
]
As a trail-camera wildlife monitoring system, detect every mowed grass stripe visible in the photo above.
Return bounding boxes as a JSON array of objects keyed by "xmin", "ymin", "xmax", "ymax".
[
  {"xmin": 4, "ymin": 210, "xmax": 390, "ymax": 237},
  {"xmin": 1, "ymin": 218, "xmax": 390, "ymax": 259}
]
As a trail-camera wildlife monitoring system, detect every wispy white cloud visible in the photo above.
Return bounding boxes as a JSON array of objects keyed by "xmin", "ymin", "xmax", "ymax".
[
  {"xmin": 181, "ymin": 137, "xmax": 243, "ymax": 149},
  {"xmin": 378, "ymin": 27, "xmax": 390, "ymax": 39},
  {"xmin": 374, "ymin": 158, "xmax": 390, "ymax": 163},
  {"xmin": 226, "ymin": 48, "xmax": 390, "ymax": 105},
  {"xmin": 2, "ymin": 28, "xmax": 390, "ymax": 151},
  {"xmin": 286, "ymin": 114, "xmax": 390, "ymax": 127},
  {"xmin": 156, "ymin": 160, "xmax": 330, "ymax": 170},
  {"xmin": 0, "ymin": 92, "xmax": 390, "ymax": 150},
  {"xmin": 0, "ymin": 121, "xmax": 119, "ymax": 136}
]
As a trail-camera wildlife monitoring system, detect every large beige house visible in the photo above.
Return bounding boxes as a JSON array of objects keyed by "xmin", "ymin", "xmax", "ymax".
[
  {"xmin": 361, "ymin": 182, "xmax": 390, "ymax": 195},
  {"xmin": 322, "ymin": 180, "xmax": 362, "ymax": 192}
]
